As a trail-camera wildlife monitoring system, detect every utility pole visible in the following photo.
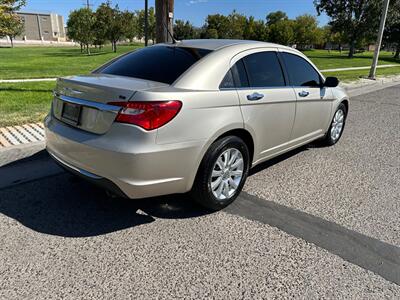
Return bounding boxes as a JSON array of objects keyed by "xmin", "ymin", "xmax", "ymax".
[
  {"xmin": 155, "ymin": 0, "xmax": 174, "ymax": 43},
  {"xmin": 144, "ymin": 0, "xmax": 148, "ymax": 46},
  {"xmin": 368, "ymin": 0, "xmax": 391, "ymax": 80},
  {"xmin": 86, "ymin": 0, "xmax": 90, "ymax": 9}
]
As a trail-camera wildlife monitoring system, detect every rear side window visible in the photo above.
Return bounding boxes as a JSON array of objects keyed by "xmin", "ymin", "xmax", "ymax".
[
  {"xmin": 99, "ymin": 46, "xmax": 212, "ymax": 85},
  {"xmin": 220, "ymin": 69, "xmax": 235, "ymax": 89},
  {"xmin": 220, "ymin": 60, "xmax": 249, "ymax": 89},
  {"xmin": 243, "ymin": 52, "xmax": 285, "ymax": 87},
  {"xmin": 281, "ymin": 52, "xmax": 321, "ymax": 87}
]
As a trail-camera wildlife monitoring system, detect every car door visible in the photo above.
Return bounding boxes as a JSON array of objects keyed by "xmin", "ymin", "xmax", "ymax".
[
  {"xmin": 280, "ymin": 51, "xmax": 333, "ymax": 142},
  {"xmin": 227, "ymin": 49, "xmax": 296, "ymax": 163}
]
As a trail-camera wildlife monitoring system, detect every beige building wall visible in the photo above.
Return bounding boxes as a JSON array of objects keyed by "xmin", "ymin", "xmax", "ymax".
[{"xmin": 16, "ymin": 11, "xmax": 66, "ymax": 42}]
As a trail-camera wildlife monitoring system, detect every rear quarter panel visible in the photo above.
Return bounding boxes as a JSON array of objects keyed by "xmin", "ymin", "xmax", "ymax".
[{"xmin": 131, "ymin": 88, "xmax": 245, "ymax": 190}]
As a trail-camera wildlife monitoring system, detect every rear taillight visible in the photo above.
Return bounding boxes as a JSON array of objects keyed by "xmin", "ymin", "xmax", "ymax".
[{"xmin": 108, "ymin": 101, "xmax": 182, "ymax": 130}]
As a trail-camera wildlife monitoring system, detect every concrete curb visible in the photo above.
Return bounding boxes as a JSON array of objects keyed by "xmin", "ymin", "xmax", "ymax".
[
  {"xmin": 344, "ymin": 77, "xmax": 400, "ymax": 97},
  {"xmin": 0, "ymin": 141, "xmax": 45, "ymax": 167},
  {"xmin": 0, "ymin": 78, "xmax": 57, "ymax": 83},
  {"xmin": 321, "ymin": 64, "xmax": 399, "ymax": 73}
]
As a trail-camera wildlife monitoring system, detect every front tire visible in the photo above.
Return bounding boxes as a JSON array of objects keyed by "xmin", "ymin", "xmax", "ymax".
[
  {"xmin": 191, "ymin": 136, "xmax": 250, "ymax": 211},
  {"xmin": 322, "ymin": 103, "xmax": 347, "ymax": 146}
]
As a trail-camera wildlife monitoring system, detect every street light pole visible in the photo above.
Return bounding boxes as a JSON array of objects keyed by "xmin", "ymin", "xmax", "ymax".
[
  {"xmin": 144, "ymin": 0, "xmax": 148, "ymax": 46},
  {"xmin": 368, "ymin": 0, "xmax": 391, "ymax": 80}
]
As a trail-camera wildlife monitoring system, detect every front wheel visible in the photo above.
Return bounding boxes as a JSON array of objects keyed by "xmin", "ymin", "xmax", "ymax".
[
  {"xmin": 322, "ymin": 103, "xmax": 347, "ymax": 146},
  {"xmin": 191, "ymin": 136, "xmax": 250, "ymax": 211}
]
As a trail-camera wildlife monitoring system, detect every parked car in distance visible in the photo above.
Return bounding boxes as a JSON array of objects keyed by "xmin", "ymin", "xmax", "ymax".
[{"xmin": 45, "ymin": 39, "xmax": 349, "ymax": 210}]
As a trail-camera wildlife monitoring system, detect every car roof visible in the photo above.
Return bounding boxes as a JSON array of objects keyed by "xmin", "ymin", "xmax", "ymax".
[{"xmin": 161, "ymin": 39, "xmax": 293, "ymax": 51}]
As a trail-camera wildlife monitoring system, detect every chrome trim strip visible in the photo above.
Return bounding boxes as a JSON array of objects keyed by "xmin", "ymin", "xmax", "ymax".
[
  {"xmin": 48, "ymin": 151, "xmax": 103, "ymax": 180},
  {"xmin": 56, "ymin": 94, "xmax": 121, "ymax": 114}
]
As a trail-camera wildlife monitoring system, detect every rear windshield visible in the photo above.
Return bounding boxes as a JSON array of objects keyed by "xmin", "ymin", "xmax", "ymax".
[{"xmin": 98, "ymin": 46, "xmax": 212, "ymax": 84}]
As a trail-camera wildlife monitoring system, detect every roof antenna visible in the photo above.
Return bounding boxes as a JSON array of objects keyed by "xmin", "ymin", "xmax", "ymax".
[{"xmin": 163, "ymin": 20, "xmax": 178, "ymax": 44}]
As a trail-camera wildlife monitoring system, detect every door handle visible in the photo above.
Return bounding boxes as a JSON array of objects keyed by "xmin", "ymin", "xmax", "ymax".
[
  {"xmin": 247, "ymin": 92, "xmax": 264, "ymax": 101},
  {"xmin": 298, "ymin": 90, "xmax": 310, "ymax": 97}
]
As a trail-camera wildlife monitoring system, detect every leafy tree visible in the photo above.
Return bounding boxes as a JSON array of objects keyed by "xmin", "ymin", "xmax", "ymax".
[
  {"xmin": 0, "ymin": 0, "xmax": 26, "ymax": 47},
  {"xmin": 174, "ymin": 20, "xmax": 197, "ymax": 40},
  {"xmin": 244, "ymin": 16, "xmax": 267, "ymax": 41},
  {"xmin": 137, "ymin": 7, "xmax": 156, "ymax": 44},
  {"xmin": 314, "ymin": 0, "xmax": 382, "ymax": 58},
  {"xmin": 266, "ymin": 11, "xmax": 288, "ymax": 26},
  {"xmin": 95, "ymin": 2, "xmax": 125, "ymax": 52},
  {"xmin": 203, "ymin": 14, "xmax": 230, "ymax": 39},
  {"xmin": 93, "ymin": 4, "xmax": 109, "ymax": 48},
  {"xmin": 268, "ymin": 19, "xmax": 294, "ymax": 45},
  {"xmin": 322, "ymin": 25, "xmax": 345, "ymax": 50},
  {"xmin": 293, "ymin": 14, "xmax": 320, "ymax": 49},
  {"xmin": 67, "ymin": 8, "xmax": 96, "ymax": 54},
  {"xmin": 202, "ymin": 28, "xmax": 218, "ymax": 39},
  {"xmin": 226, "ymin": 10, "xmax": 247, "ymax": 39},
  {"xmin": 121, "ymin": 10, "xmax": 138, "ymax": 43},
  {"xmin": 384, "ymin": 0, "xmax": 400, "ymax": 59}
]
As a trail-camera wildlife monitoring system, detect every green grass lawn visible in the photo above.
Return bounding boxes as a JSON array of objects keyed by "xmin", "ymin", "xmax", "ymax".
[
  {"xmin": 0, "ymin": 44, "xmax": 142, "ymax": 80},
  {"xmin": 0, "ymin": 46, "xmax": 400, "ymax": 127},
  {"xmin": 0, "ymin": 81, "xmax": 55, "ymax": 127},
  {"xmin": 323, "ymin": 66, "xmax": 400, "ymax": 82},
  {"xmin": 303, "ymin": 49, "xmax": 400, "ymax": 70}
]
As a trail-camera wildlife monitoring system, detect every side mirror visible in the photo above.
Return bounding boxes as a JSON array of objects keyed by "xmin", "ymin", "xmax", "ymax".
[{"xmin": 324, "ymin": 76, "xmax": 339, "ymax": 88}]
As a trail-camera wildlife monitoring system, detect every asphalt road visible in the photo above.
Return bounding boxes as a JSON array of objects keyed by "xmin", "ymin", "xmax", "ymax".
[{"xmin": 0, "ymin": 86, "xmax": 399, "ymax": 299}]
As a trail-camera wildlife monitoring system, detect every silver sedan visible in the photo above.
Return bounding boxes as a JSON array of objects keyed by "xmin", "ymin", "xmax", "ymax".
[{"xmin": 45, "ymin": 39, "xmax": 349, "ymax": 210}]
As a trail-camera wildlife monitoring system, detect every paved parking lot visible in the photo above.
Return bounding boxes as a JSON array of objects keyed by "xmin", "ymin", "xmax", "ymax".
[{"xmin": 0, "ymin": 86, "xmax": 399, "ymax": 299}]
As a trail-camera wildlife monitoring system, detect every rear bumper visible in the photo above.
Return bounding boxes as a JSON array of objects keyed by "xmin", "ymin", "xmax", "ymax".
[
  {"xmin": 49, "ymin": 151, "xmax": 128, "ymax": 198},
  {"xmin": 44, "ymin": 115, "xmax": 205, "ymax": 199}
]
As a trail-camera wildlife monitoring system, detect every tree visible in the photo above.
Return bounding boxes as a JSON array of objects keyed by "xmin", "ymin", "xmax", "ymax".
[
  {"xmin": 93, "ymin": 4, "xmax": 109, "ymax": 48},
  {"xmin": 322, "ymin": 25, "xmax": 345, "ymax": 50},
  {"xmin": 314, "ymin": 0, "xmax": 382, "ymax": 58},
  {"xmin": 121, "ymin": 10, "xmax": 138, "ymax": 43},
  {"xmin": 226, "ymin": 10, "xmax": 247, "ymax": 39},
  {"xmin": 95, "ymin": 2, "xmax": 125, "ymax": 52},
  {"xmin": 266, "ymin": 11, "xmax": 288, "ymax": 26},
  {"xmin": 2, "ymin": 13, "xmax": 23, "ymax": 47},
  {"xmin": 384, "ymin": 0, "xmax": 400, "ymax": 58},
  {"xmin": 203, "ymin": 14, "xmax": 230, "ymax": 39},
  {"xmin": 0, "ymin": 0, "xmax": 26, "ymax": 47},
  {"xmin": 243, "ymin": 16, "xmax": 267, "ymax": 41},
  {"xmin": 174, "ymin": 20, "xmax": 197, "ymax": 40},
  {"xmin": 293, "ymin": 14, "xmax": 320, "ymax": 49},
  {"xmin": 202, "ymin": 28, "xmax": 218, "ymax": 39},
  {"xmin": 268, "ymin": 19, "xmax": 294, "ymax": 45},
  {"xmin": 67, "ymin": 8, "xmax": 96, "ymax": 54},
  {"xmin": 137, "ymin": 7, "xmax": 156, "ymax": 43}
]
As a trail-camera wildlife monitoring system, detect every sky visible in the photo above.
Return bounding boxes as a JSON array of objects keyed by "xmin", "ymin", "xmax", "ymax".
[{"xmin": 22, "ymin": 0, "xmax": 329, "ymax": 27}]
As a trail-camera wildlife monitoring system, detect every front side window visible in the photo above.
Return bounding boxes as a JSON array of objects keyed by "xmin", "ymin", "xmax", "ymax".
[
  {"xmin": 99, "ymin": 46, "xmax": 212, "ymax": 85},
  {"xmin": 242, "ymin": 52, "xmax": 286, "ymax": 88},
  {"xmin": 281, "ymin": 52, "xmax": 321, "ymax": 87}
]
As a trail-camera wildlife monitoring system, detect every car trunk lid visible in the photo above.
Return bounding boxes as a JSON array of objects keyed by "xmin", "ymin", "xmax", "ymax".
[{"xmin": 52, "ymin": 74, "xmax": 168, "ymax": 134}]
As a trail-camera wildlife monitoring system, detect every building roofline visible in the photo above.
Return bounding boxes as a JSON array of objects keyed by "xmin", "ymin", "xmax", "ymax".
[{"xmin": 17, "ymin": 10, "xmax": 57, "ymax": 16}]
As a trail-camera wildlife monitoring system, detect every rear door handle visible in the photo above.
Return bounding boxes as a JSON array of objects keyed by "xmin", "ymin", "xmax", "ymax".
[
  {"xmin": 298, "ymin": 90, "xmax": 310, "ymax": 97},
  {"xmin": 247, "ymin": 92, "xmax": 264, "ymax": 101}
]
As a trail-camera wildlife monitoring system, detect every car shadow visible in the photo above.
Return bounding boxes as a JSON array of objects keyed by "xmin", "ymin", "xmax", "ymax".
[
  {"xmin": 0, "ymin": 145, "xmax": 314, "ymax": 238},
  {"xmin": 0, "ymin": 170, "xmax": 212, "ymax": 238}
]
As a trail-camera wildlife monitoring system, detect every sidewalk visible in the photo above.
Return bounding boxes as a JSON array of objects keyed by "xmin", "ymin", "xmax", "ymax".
[{"xmin": 321, "ymin": 64, "xmax": 399, "ymax": 72}]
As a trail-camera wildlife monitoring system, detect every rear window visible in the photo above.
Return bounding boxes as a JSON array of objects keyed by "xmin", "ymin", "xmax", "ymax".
[{"xmin": 98, "ymin": 46, "xmax": 212, "ymax": 84}]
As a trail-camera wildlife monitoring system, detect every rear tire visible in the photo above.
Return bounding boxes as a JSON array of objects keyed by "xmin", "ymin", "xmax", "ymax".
[
  {"xmin": 191, "ymin": 136, "xmax": 250, "ymax": 211},
  {"xmin": 322, "ymin": 103, "xmax": 347, "ymax": 146}
]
